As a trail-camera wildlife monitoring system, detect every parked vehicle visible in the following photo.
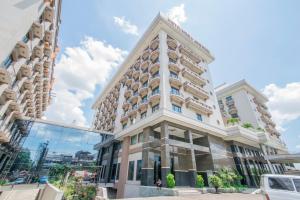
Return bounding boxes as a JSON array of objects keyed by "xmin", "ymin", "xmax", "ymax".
[
  {"xmin": 13, "ymin": 178, "xmax": 25, "ymax": 184},
  {"xmin": 39, "ymin": 176, "xmax": 48, "ymax": 184},
  {"xmin": 260, "ymin": 174, "xmax": 300, "ymax": 200}
]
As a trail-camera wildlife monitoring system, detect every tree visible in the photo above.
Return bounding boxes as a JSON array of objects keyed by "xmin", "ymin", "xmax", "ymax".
[
  {"xmin": 166, "ymin": 173, "xmax": 175, "ymax": 188},
  {"xmin": 242, "ymin": 123, "xmax": 253, "ymax": 129},
  {"xmin": 196, "ymin": 175, "xmax": 204, "ymax": 188},
  {"xmin": 10, "ymin": 149, "xmax": 32, "ymax": 172},
  {"xmin": 227, "ymin": 118, "xmax": 239, "ymax": 126},
  {"xmin": 209, "ymin": 175, "xmax": 222, "ymax": 193},
  {"xmin": 49, "ymin": 164, "xmax": 71, "ymax": 182}
]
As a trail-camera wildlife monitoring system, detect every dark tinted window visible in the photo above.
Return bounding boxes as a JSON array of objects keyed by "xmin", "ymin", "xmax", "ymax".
[
  {"xmin": 136, "ymin": 160, "xmax": 142, "ymax": 180},
  {"xmin": 293, "ymin": 179, "xmax": 300, "ymax": 192},
  {"xmin": 128, "ymin": 161, "xmax": 134, "ymax": 180},
  {"xmin": 268, "ymin": 177, "xmax": 294, "ymax": 191}
]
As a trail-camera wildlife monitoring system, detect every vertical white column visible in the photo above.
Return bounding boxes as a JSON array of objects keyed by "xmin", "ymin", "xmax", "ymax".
[{"xmin": 159, "ymin": 30, "xmax": 168, "ymax": 110}]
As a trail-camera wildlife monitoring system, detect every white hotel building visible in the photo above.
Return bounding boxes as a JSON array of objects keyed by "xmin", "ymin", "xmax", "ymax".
[
  {"xmin": 92, "ymin": 14, "xmax": 291, "ymax": 198},
  {"xmin": 0, "ymin": 0, "xmax": 61, "ymax": 176}
]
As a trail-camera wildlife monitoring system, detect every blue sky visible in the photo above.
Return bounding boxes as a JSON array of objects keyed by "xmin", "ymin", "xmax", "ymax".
[{"xmin": 45, "ymin": 0, "xmax": 300, "ymax": 153}]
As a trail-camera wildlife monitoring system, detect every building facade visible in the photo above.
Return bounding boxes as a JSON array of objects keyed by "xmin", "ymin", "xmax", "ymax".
[
  {"xmin": 0, "ymin": 0, "xmax": 62, "ymax": 176},
  {"xmin": 92, "ymin": 14, "xmax": 290, "ymax": 198}
]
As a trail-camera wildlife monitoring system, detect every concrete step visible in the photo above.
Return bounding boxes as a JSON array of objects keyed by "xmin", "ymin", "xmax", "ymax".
[
  {"xmin": 0, "ymin": 189, "xmax": 40, "ymax": 200},
  {"xmin": 177, "ymin": 189, "xmax": 202, "ymax": 196}
]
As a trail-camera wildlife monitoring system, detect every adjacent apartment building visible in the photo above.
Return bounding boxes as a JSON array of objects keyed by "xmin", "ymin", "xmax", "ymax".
[
  {"xmin": 0, "ymin": 0, "xmax": 62, "ymax": 176},
  {"xmin": 92, "ymin": 14, "xmax": 289, "ymax": 198}
]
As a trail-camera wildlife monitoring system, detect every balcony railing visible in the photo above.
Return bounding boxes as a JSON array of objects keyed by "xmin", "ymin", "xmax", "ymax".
[
  {"xmin": 183, "ymin": 81, "xmax": 209, "ymax": 100},
  {"xmin": 180, "ymin": 55, "xmax": 204, "ymax": 74},
  {"xmin": 170, "ymin": 91, "xmax": 184, "ymax": 104},
  {"xmin": 185, "ymin": 97, "xmax": 213, "ymax": 115},
  {"xmin": 182, "ymin": 68, "xmax": 206, "ymax": 86}
]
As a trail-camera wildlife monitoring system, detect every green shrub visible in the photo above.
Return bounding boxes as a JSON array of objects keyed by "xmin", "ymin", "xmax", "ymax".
[
  {"xmin": 242, "ymin": 123, "xmax": 253, "ymax": 129},
  {"xmin": 209, "ymin": 175, "xmax": 222, "ymax": 193},
  {"xmin": 0, "ymin": 179, "xmax": 7, "ymax": 186},
  {"xmin": 166, "ymin": 173, "xmax": 175, "ymax": 188},
  {"xmin": 196, "ymin": 175, "xmax": 204, "ymax": 188}
]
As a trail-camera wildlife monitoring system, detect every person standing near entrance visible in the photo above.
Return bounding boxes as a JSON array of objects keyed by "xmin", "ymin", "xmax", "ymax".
[{"xmin": 156, "ymin": 179, "xmax": 162, "ymax": 190}]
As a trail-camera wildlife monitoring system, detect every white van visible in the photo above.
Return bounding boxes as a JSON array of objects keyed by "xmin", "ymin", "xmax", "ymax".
[{"xmin": 260, "ymin": 174, "xmax": 300, "ymax": 200}]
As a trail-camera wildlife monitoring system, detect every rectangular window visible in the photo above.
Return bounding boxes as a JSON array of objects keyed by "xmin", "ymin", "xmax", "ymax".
[
  {"xmin": 142, "ymin": 81, "xmax": 148, "ymax": 87},
  {"xmin": 268, "ymin": 177, "xmax": 294, "ymax": 191},
  {"xmin": 110, "ymin": 163, "xmax": 117, "ymax": 180},
  {"xmin": 231, "ymin": 113, "xmax": 239, "ymax": 118},
  {"xmin": 152, "ymin": 71, "xmax": 159, "ymax": 77},
  {"xmin": 226, "ymin": 96, "xmax": 233, "ymax": 101},
  {"xmin": 132, "ymin": 104, "xmax": 137, "ymax": 109},
  {"xmin": 136, "ymin": 160, "xmax": 142, "ymax": 180},
  {"xmin": 138, "ymin": 132, "xmax": 144, "ymax": 143},
  {"xmin": 130, "ymin": 135, "xmax": 137, "ymax": 145},
  {"xmin": 196, "ymin": 113, "xmax": 202, "ymax": 121},
  {"xmin": 152, "ymin": 104, "xmax": 159, "ymax": 113},
  {"xmin": 22, "ymin": 33, "xmax": 29, "ymax": 43},
  {"xmin": 171, "ymin": 87, "xmax": 179, "ymax": 95},
  {"xmin": 128, "ymin": 161, "xmax": 135, "ymax": 180},
  {"xmin": 141, "ymin": 112, "xmax": 147, "ymax": 119},
  {"xmin": 116, "ymin": 163, "xmax": 120, "ymax": 180},
  {"xmin": 3, "ymin": 55, "xmax": 13, "ymax": 69},
  {"xmin": 170, "ymin": 71, "xmax": 178, "ymax": 78},
  {"xmin": 122, "ymin": 123, "xmax": 127, "ymax": 129},
  {"xmin": 141, "ymin": 95, "xmax": 148, "ymax": 103},
  {"xmin": 172, "ymin": 104, "xmax": 181, "ymax": 113},
  {"xmin": 152, "ymin": 86, "xmax": 159, "ymax": 95},
  {"xmin": 293, "ymin": 179, "xmax": 300, "ymax": 192}
]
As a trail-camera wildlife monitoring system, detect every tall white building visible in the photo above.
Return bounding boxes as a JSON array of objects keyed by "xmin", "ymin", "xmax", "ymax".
[{"xmin": 0, "ymin": 0, "xmax": 62, "ymax": 175}]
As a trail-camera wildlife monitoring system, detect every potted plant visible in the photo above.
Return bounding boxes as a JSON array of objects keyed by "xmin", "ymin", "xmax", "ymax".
[{"xmin": 166, "ymin": 173, "xmax": 175, "ymax": 188}]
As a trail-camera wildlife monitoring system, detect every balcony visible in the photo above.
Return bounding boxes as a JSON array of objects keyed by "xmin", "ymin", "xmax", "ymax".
[
  {"xmin": 125, "ymin": 78, "xmax": 133, "ymax": 88},
  {"xmin": 170, "ymin": 91, "xmax": 184, "ymax": 105},
  {"xmin": 126, "ymin": 68, "xmax": 134, "ymax": 78},
  {"xmin": 12, "ymin": 42, "xmax": 29, "ymax": 60},
  {"xmin": 182, "ymin": 68, "xmax": 206, "ymax": 86},
  {"xmin": 179, "ymin": 45, "xmax": 201, "ymax": 64},
  {"xmin": 149, "ymin": 75, "xmax": 160, "ymax": 89},
  {"xmin": 139, "ymin": 86, "xmax": 148, "ymax": 97},
  {"xmin": 149, "ymin": 63, "xmax": 159, "ymax": 75},
  {"xmin": 24, "ymin": 79, "xmax": 33, "ymax": 90},
  {"xmin": 132, "ymin": 80, "xmax": 140, "ymax": 91},
  {"xmin": 0, "ymin": 69, "xmax": 11, "ymax": 84},
  {"xmin": 32, "ymin": 45, "xmax": 43, "ymax": 59},
  {"xmin": 228, "ymin": 106, "xmax": 238, "ymax": 115},
  {"xmin": 134, "ymin": 60, "xmax": 140, "ymax": 70},
  {"xmin": 168, "ymin": 49, "xmax": 178, "ymax": 61},
  {"xmin": 150, "ymin": 37, "xmax": 159, "ymax": 50},
  {"xmin": 138, "ymin": 99, "xmax": 148, "ymax": 112},
  {"xmin": 44, "ymin": 60, "xmax": 51, "ymax": 69},
  {"xmin": 18, "ymin": 64, "xmax": 32, "ymax": 78},
  {"xmin": 183, "ymin": 81, "xmax": 209, "ymax": 100},
  {"xmin": 149, "ymin": 91, "xmax": 160, "ymax": 105},
  {"xmin": 44, "ymin": 46, "xmax": 52, "ymax": 58},
  {"xmin": 150, "ymin": 49, "xmax": 159, "ymax": 63},
  {"xmin": 141, "ymin": 60, "xmax": 150, "ymax": 71},
  {"xmin": 122, "ymin": 101, "xmax": 130, "ymax": 111},
  {"xmin": 34, "ymin": 62, "xmax": 43, "ymax": 74},
  {"xmin": 120, "ymin": 113, "xmax": 129, "ymax": 124},
  {"xmin": 130, "ymin": 93, "xmax": 139, "ymax": 104},
  {"xmin": 169, "ymin": 75, "xmax": 182, "ymax": 88},
  {"xmin": 185, "ymin": 97, "xmax": 213, "ymax": 115},
  {"xmin": 128, "ymin": 107, "xmax": 138, "ymax": 117},
  {"xmin": 140, "ymin": 71, "xmax": 149, "ymax": 83},
  {"xmin": 44, "ymin": 6, "xmax": 54, "ymax": 23},
  {"xmin": 167, "ymin": 38, "xmax": 177, "ymax": 50},
  {"xmin": 111, "ymin": 112, "xmax": 116, "ymax": 120},
  {"xmin": 0, "ymin": 85, "xmax": 16, "ymax": 100},
  {"xmin": 44, "ymin": 30, "xmax": 53, "ymax": 44},
  {"xmin": 124, "ymin": 90, "xmax": 132, "ymax": 99},
  {"xmin": 142, "ymin": 48, "xmax": 150, "ymax": 60},
  {"xmin": 180, "ymin": 55, "xmax": 204, "ymax": 74},
  {"xmin": 30, "ymin": 22, "xmax": 43, "ymax": 39},
  {"xmin": 168, "ymin": 62, "xmax": 181, "ymax": 73},
  {"xmin": 132, "ymin": 70, "xmax": 140, "ymax": 80}
]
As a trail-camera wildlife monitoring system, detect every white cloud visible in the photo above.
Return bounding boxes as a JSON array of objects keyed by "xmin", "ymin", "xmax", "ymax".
[
  {"xmin": 113, "ymin": 16, "xmax": 139, "ymax": 36},
  {"xmin": 262, "ymin": 82, "xmax": 300, "ymax": 131},
  {"xmin": 45, "ymin": 37, "xmax": 127, "ymax": 126},
  {"xmin": 166, "ymin": 4, "xmax": 187, "ymax": 25}
]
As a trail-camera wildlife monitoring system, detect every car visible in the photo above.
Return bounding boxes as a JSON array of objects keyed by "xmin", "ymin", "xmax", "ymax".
[
  {"xmin": 260, "ymin": 174, "xmax": 300, "ymax": 200},
  {"xmin": 39, "ymin": 176, "xmax": 48, "ymax": 184},
  {"xmin": 13, "ymin": 177, "xmax": 25, "ymax": 184}
]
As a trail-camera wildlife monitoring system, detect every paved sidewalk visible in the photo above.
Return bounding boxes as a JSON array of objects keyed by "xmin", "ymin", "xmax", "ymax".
[{"xmin": 123, "ymin": 193, "xmax": 264, "ymax": 200}]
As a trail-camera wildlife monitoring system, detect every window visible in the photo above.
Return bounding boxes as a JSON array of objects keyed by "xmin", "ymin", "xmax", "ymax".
[
  {"xmin": 230, "ymin": 145, "xmax": 237, "ymax": 153},
  {"xmin": 226, "ymin": 96, "xmax": 233, "ymax": 101},
  {"xmin": 142, "ymin": 81, "xmax": 148, "ymax": 87},
  {"xmin": 132, "ymin": 104, "xmax": 137, "ymax": 109},
  {"xmin": 141, "ymin": 112, "xmax": 147, "ymax": 119},
  {"xmin": 136, "ymin": 160, "xmax": 142, "ymax": 180},
  {"xmin": 152, "ymin": 71, "xmax": 159, "ymax": 78},
  {"xmin": 293, "ymin": 179, "xmax": 300, "ymax": 192},
  {"xmin": 3, "ymin": 55, "xmax": 13, "ymax": 69},
  {"xmin": 133, "ymin": 90, "xmax": 138, "ymax": 96},
  {"xmin": 110, "ymin": 163, "xmax": 117, "ymax": 180},
  {"xmin": 268, "ymin": 177, "xmax": 294, "ymax": 191},
  {"xmin": 138, "ymin": 132, "xmax": 144, "ymax": 143},
  {"xmin": 171, "ymin": 87, "xmax": 179, "ymax": 95},
  {"xmin": 128, "ymin": 161, "xmax": 135, "ymax": 180},
  {"xmin": 22, "ymin": 33, "xmax": 29, "ymax": 43},
  {"xmin": 141, "ymin": 95, "xmax": 148, "ymax": 103},
  {"xmin": 152, "ymin": 86, "xmax": 159, "ymax": 95},
  {"xmin": 152, "ymin": 104, "xmax": 159, "ymax": 113},
  {"xmin": 196, "ymin": 114, "xmax": 202, "ymax": 121},
  {"xmin": 122, "ymin": 123, "xmax": 127, "ymax": 129},
  {"xmin": 172, "ymin": 104, "xmax": 181, "ymax": 113},
  {"xmin": 116, "ymin": 163, "xmax": 120, "ymax": 180},
  {"xmin": 170, "ymin": 71, "xmax": 178, "ymax": 78},
  {"xmin": 238, "ymin": 146, "xmax": 245, "ymax": 154},
  {"xmin": 130, "ymin": 135, "xmax": 137, "ymax": 145},
  {"xmin": 101, "ymin": 165, "xmax": 106, "ymax": 179},
  {"xmin": 231, "ymin": 113, "xmax": 239, "ymax": 118}
]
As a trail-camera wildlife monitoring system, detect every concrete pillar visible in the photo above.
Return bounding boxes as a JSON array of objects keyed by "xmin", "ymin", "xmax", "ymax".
[
  {"xmin": 160, "ymin": 122, "xmax": 170, "ymax": 187},
  {"xmin": 260, "ymin": 144, "xmax": 275, "ymax": 174},
  {"xmin": 159, "ymin": 30, "xmax": 168, "ymax": 110},
  {"xmin": 187, "ymin": 130, "xmax": 197, "ymax": 187},
  {"xmin": 141, "ymin": 127, "xmax": 154, "ymax": 186},
  {"xmin": 116, "ymin": 136, "xmax": 130, "ymax": 199}
]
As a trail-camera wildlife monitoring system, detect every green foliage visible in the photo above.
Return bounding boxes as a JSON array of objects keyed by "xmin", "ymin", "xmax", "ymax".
[
  {"xmin": 0, "ymin": 179, "xmax": 8, "ymax": 186},
  {"xmin": 216, "ymin": 168, "xmax": 243, "ymax": 188},
  {"xmin": 242, "ymin": 123, "xmax": 253, "ymax": 129},
  {"xmin": 227, "ymin": 118, "xmax": 239, "ymax": 125},
  {"xmin": 196, "ymin": 175, "xmax": 204, "ymax": 188},
  {"xmin": 209, "ymin": 175, "xmax": 222, "ymax": 193},
  {"xmin": 166, "ymin": 173, "xmax": 175, "ymax": 188},
  {"xmin": 257, "ymin": 127, "xmax": 264, "ymax": 132},
  {"xmin": 10, "ymin": 150, "xmax": 32, "ymax": 172},
  {"xmin": 49, "ymin": 164, "xmax": 71, "ymax": 182}
]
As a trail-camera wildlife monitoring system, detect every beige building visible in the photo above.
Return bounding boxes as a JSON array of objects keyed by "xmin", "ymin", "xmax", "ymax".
[{"xmin": 0, "ymin": 0, "xmax": 61, "ymax": 175}]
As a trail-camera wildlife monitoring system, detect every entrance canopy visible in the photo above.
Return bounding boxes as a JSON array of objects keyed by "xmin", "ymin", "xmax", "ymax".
[{"xmin": 265, "ymin": 153, "xmax": 300, "ymax": 164}]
